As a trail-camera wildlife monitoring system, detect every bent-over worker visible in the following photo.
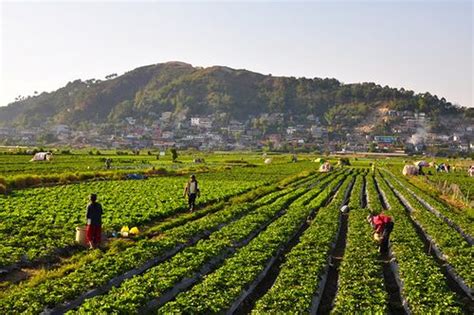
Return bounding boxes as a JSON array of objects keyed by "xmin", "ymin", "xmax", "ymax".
[
  {"xmin": 184, "ymin": 174, "xmax": 200, "ymax": 212},
  {"xmin": 367, "ymin": 213, "xmax": 394, "ymax": 254},
  {"xmin": 86, "ymin": 193, "xmax": 103, "ymax": 249}
]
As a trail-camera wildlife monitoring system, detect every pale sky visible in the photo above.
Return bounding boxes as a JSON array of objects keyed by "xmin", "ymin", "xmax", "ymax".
[{"xmin": 1, "ymin": 0, "xmax": 473, "ymax": 108}]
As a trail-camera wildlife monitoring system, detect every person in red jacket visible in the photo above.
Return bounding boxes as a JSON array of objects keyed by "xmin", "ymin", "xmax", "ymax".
[{"xmin": 367, "ymin": 213, "xmax": 394, "ymax": 254}]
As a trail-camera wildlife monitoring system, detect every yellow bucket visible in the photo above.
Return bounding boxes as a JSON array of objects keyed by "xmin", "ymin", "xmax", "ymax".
[
  {"xmin": 374, "ymin": 233, "xmax": 382, "ymax": 242},
  {"xmin": 76, "ymin": 226, "xmax": 107, "ymax": 247},
  {"xmin": 76, "ymin": 226, "xmax": 87, "ymax": 246}
]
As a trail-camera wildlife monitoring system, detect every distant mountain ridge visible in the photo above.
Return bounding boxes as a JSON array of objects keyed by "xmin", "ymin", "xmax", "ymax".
[{"xmin": 0, "ymin": 61, "xmax": 470, "ymax": 130}]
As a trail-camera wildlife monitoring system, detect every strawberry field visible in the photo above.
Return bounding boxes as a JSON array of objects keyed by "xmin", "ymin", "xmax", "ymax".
[{"xmin": 0, "ymin": 155, "xmax": 472, "ymax": 314}]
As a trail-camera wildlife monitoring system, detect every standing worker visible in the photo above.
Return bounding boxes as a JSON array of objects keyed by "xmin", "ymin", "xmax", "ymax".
[
  {"xmin": 367, "ymin": 213, "xmax": 394, "ymax": 254},
  {"xmin": 86, "ymin": 193, "xmax": 103, "ymax": 249},
  {"xmin": 105, "ymin": 158, "xmax": 112, "ymax": 169},
  {"xmin": 183, "ymin": 174, "xmax": 200, "ymax": 212}
]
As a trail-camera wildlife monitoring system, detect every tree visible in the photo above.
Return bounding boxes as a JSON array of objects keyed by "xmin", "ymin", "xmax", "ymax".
[
  {"xmin": 170, "ymin": 148, "xmax": 178, "ymax": 162},
  {"xmin": 368, "ymin": 142, "xmax": 377, "ymax": 152},
  {"xmin": 38, "ymin": 133, "xmax": 58, "ymax": 144}
]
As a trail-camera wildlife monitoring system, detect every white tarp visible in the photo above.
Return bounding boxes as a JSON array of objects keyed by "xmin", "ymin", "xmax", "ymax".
[
  {"xmin": 319, "ymin": 162, "xmax": 333, "ymax": 172},
  {"xmin": 30, "ymin": 152, "xmax": 52, "ymax": 161},
  {"xmin": 403, "ymin": 165, "xmax": 418, "ymax": 176}
]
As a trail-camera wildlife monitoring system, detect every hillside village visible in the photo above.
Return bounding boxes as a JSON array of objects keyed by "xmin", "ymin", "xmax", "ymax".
[{"xmin": 1, "ymin": 108, "xmax": 472, "ymax": 156}]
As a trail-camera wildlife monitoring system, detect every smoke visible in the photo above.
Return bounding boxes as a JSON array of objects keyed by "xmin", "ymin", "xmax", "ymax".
[{"xmin": 408, "ymin": 127, "xmax": 427, "ymax": 145}]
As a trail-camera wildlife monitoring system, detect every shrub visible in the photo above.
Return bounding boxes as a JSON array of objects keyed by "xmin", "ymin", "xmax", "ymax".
[
  {"xmin": 59, "ymin": 173, "xmax": 79, "ymax": 184},
  {"xmin": 8, "ymin": 175, "xmax": 41, "ymax": 189},
  {"xmin": 0, "ymin": 184, "xmax": 7, "ymax": 195},
  {"xmin": 78, "ymin": 172, "xmax": 95, "ymax": 181}
]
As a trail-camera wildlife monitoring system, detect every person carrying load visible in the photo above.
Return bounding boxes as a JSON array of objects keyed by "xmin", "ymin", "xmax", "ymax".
[
  {"xmin": 86, "ymin": 193, "xmax": 103, "ymax": 249},
  {"xmin": 367, "ymin": 213, "xmax": 394, "ymax": 254},
  {"xmin": 183, "ymin": 174, "xmax": 200, "ymax": 212}
]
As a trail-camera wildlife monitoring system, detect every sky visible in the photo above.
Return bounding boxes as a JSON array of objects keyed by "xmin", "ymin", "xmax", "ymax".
[{"xmin": 0, "ymin": 0, "xmax": 473, "ymax": 108}]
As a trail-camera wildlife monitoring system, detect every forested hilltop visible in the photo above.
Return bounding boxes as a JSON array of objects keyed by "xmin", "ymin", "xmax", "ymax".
[{"xmin": 0, "ymin": 61, "xmax": 471, "ymax": 129}]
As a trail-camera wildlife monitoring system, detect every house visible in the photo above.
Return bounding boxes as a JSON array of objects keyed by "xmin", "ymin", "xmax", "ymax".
[
  {"xmin": 228, "ymin": 120, "xmax": 245, "ymax": 133},
  {"xmin": 268, "ymin": 113, "xmax": 284, "ymax": 124},
  {"xmin": 125, "ymin": 117, "xmax": 136, "ymax": 125},
  {"xmin": 374, "ymin": 136, "xmax": 398, "ymax": 148},
  {"xmin": 452, "ymin": 133, "xmax": 462, "ymax": 142},
  {"xmin": 161, "ymin": 112, "xmax": 173, "ymax": 122},
  {"xmin": 0, "ymin": 127, "xmax": 13, "ymax": 136},
  {"xmin": 52, "ymin": 124, "xmax": 70, "ymax": 135},
  {"xmin": 191, "ymin": 117, "xmax": 213, "ymax": 129},
  {"xmin": 310, "ymin": 125, "xmax": 327, "ymax": 138},
  {"xmin": 267, "ymin": 134, "xmax": 282, "ymax": 146},
  {"xmin": 162, "ymin": 131, "xmax": 175, "ymax": 139},
  {"xmin": 374, "ymin": 136, "xmax": 397, "ymax": 143},
  {"xmin": 286, "ymin": 127, "xmax": 297, "ymax": 135}
]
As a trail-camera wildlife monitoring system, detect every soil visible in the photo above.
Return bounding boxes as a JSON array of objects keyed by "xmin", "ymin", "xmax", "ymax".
[
  {"xmin": 317, "ymin": 213, "xmax": 348, "ymax": 315},
  {"xmin": 361, "ymin": 176, "xmax": 368, "ymax": 208},
  {"xmin": 381, "ymin": 258, "xmax": 407, "ymax": 315},
  {"xmin": 355, "ymin": 104, "xmax": 390, "ymax": 134},
  {"xmin": 374, "ymin": 176, "xmax": 389, "ymax": 210},
  {"xmin": 0, "ymin": 268, "xmax": 31, "ymax": 285}
]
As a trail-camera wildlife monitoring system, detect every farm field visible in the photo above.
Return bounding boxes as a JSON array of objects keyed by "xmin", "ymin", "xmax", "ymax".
[{"xmin": 0, "ymin": 152, "xmax": 472, "ymax": 314}]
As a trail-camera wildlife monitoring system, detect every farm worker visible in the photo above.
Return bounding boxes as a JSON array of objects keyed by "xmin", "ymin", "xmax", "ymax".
[
  {"xmin": 469, "ymin": 165, "xmax": 474, "ymax": 177},
  {"xmin": 86, "ymin": 193, "xmax": 103, "ymax": 249},
  {"xmin": 183, "ymin": 174, "xmax": 200, "ymax": 212},
  {"xmin": 105, "ymin": 158, "xmax": 112, "ymax": 169},
  {"xmin": 418, "ymin": 164, "xmax": 424, "ymax": 175},
  {"xmin": 367, "ymin": 213, "xmax": 394, "ymax": 254}
]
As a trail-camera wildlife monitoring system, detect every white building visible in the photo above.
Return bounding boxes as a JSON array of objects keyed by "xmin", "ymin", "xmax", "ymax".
[{"xmin": 191, "ymin": 117, "xmax": 213, "ymax": 129}]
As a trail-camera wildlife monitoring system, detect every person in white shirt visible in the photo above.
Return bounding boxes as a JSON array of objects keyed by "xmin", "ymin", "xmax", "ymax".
[{"xmin": 183, "ymin": 174, "xmax": 200, "ymax": 212}]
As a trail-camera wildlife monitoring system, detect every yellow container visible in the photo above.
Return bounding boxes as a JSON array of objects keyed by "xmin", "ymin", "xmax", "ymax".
[
  {"xmin": 76, "ymin": 226, "xmax": 87, "ymax": 246},
  {"xmin": 374, "ymin": 233, "xmax": 382, "ymax": 242},
  {"xmin": 76, "ymin": 226, "xmax": 107, "ymax": 247}
]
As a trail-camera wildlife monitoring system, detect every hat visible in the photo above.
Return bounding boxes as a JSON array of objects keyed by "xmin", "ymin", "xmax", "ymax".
[{"xmin": 340, "ymin": 205, "xmax": 350, "ymax": 213}]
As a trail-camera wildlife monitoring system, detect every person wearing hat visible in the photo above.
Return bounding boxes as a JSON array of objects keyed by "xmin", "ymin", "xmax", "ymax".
[
  {"xmin": 86, "ymin": 193, "xmax": 103, "ymax": 249},
  {"xmin": 183, "ymin": 174, "xmax": 200, "ymax": 212},
  {"xmin": 367, "ymin": 212, "xmax": 394, "ymax": 254}
]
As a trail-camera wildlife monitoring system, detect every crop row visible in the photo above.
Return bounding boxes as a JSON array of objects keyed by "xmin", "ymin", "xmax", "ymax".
[
  {"xmin": 71, "ymin": 184, "xmax": 326, "ymax": 313},
  {"xmin": 248, "ymin": 174, "xmax": 353, "ymax": 313},
  {"xmin": 0, "ymin": 170, "xmax": 272, "ymax": 267},
  {"xmin": 388, "ymin": 168, "xmax": 473, "ymax": 237},
  {"xmin": 0, "ymin": 178, "xmax": 303, "ymax": 314},
  {"xmin": 365, "ymin": 173, "xmax": 384, "ymax": 213},
  {"xmin": 381, "ymin": 170, "xmax": 473, "ymax": 288},
  {"xmin": 158, "ymin": 173, "xmax": 348, "ymax": 313},
  {"xmin": 332, "ymin": 173, "xmax": 389, "ymax": 313},
  {"xmin": 142, "ymin": 171, "xmax": 322, "ymax": 238},
  {"xmin": 374, "ymin": 172, "xmax": 462, "ymax": 313}
]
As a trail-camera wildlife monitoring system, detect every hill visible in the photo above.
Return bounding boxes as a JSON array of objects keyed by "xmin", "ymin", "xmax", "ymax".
[{"xmin": 0, "ymin": 62, "xmax": 470, "ymax": 131}]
